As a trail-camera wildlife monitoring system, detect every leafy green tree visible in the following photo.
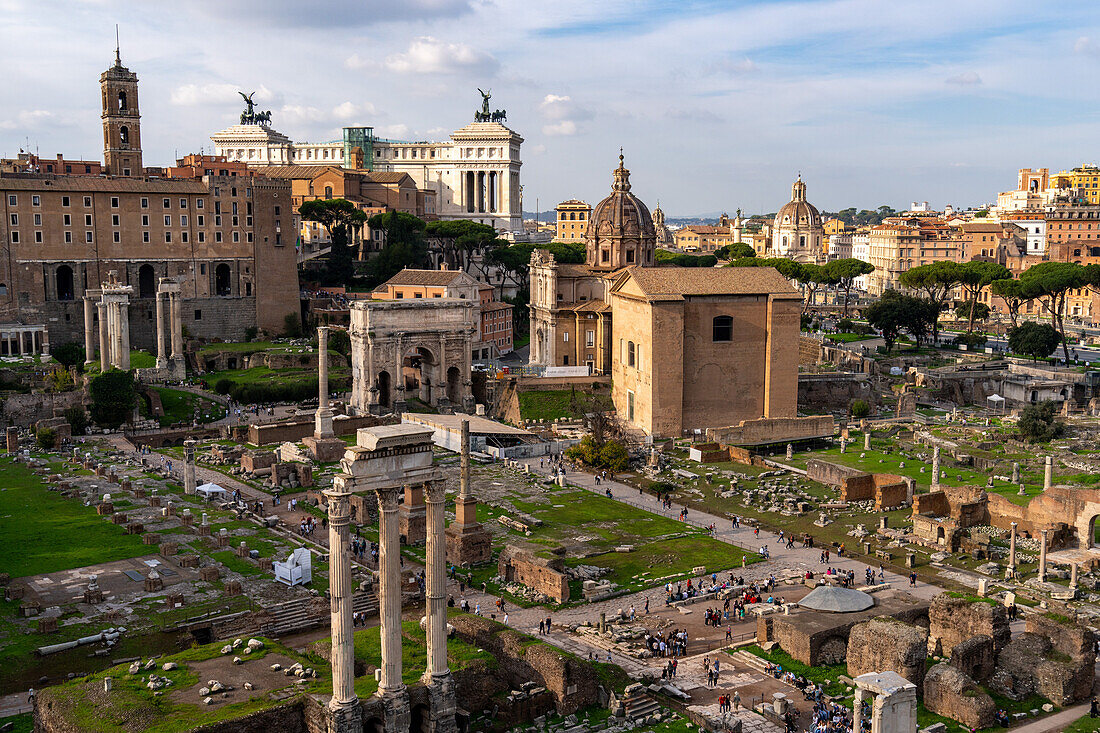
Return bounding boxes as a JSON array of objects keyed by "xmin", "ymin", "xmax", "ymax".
[
  {"xmin": 89, "ymin": 370, "xmax": 136, "ymax": 430},
  {"xmin": 424, "ymin": 220, "xmax": 498, "ymax": 271},
  {"xmin": 364, "ymin": 211, "xmax": 431, "ymax": 288},
  {"xmin": 51, "ymin": 342, "xmax": 85, "ymax": 371},
  {"xmin": 956, "ymin": 262, "xmax": 1010, "ymax": 333},
  {"xmin": 1018, "ymin": 261, "xmax": 1086, "ymax": 363},
  {"xmin": 299, "ymin": 198, "xmax": 368, "ymax": 286},
  {"xmin": 865, "ymin": 290, "xmax": 939, "ymax": 352},
  {"xmin": 990, "ymin": 278, "xmax": 1038, "ymax": 330},
  {"xmin": 716, "ymin": 243, "xmax": 755, "ymax": 260},
  {"xmin": 656, "ymin": 250, "xmax": 718, "ymax": 267},
  {"xmin": 45, "ymin": 367, "xmax": 74, "ymax": 393},
  {"xmin": 899, "ymin": 261, "xmax": 961, "ymax": 342},
  {"xmin": 954, "ymin": 300, "xmax": 990, "ymax": 323},
  {"xmin": 823, "ymin": 258, "xmax": 874, "ymax": 316},
  {"xmin": 849, "ymin": 399, "xmax": 870, "ymax": 419},
  {"xmin": 1018, "ymin": 401, "xmax": 1064, "ymax": 443},
  {"xmin": 327, "ymin": 328, "xmax": 351, "ymax": 357},
  {"xmin": 1008, "ymin": 322, "xmax": 1061, "ymax": 361},
  {"xmin": 504, "ymin": 289, "xmax": 530, "ymax": 340},
  {"xmin": 598, "ymin": 440, "xmax": 629, "ymax": 472}
]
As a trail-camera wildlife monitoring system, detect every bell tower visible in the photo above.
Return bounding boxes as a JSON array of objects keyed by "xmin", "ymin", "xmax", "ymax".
[{"xmin": 100, "ymin": 41, "xmax": 142, "ymax": 177}]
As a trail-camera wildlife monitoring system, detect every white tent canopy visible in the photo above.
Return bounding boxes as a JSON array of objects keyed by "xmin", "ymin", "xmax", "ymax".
[
  {"xmin": 195, "ymin": 482, "xmax": 229, "ymax": 500},
  {"xmin": 987, "ymin": 394, "xmax": 1005, "ymax": 403}
]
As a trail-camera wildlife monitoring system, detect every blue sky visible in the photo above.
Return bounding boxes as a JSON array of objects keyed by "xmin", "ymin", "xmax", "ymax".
[{"xmin": 2, "ymin": 0, "xmax": 1100, "ymax": 216}]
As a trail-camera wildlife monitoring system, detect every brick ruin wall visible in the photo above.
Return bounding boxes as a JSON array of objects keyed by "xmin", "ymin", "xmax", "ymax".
[{"xmin": 705, "ymin": 415, "xmax": 834, "ymax": 446}]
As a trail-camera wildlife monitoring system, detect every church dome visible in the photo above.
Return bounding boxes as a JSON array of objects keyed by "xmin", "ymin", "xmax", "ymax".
[
  {"xmin": 775, "ymin": 175, "xmax": 821, "ymax": 229},
  {"xmin": 586, "ymin": 154, "xmax": 656, "ymax": 269}
]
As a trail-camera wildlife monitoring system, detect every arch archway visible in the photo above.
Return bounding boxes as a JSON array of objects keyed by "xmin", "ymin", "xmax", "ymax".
[
  {"xmin": 410, "ymin": 704, "xmax": 431, "ymax": 733},
  {"xmin": 215, "ymin": 264, "xmax": 231, "ymax": 296},
  {"xmin": 403, "ymin": 346, "xmax": 437, "ymax": 404},
  {"xmin": 447, "ymin": 365, "xmax": 461, "ymax": 405},
  {"xmin": 376, "ymin": 370, "xmax": 391, "ymax": 409},
  {"xmin": 56, "ymin": 265, "xmax": 74, "ymax": 301},
  {"xmin": 138, "ymin": 264, "xmax": 155, "ymax": 299}
]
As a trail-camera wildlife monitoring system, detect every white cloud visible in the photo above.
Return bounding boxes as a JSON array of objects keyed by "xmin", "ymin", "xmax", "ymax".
[
  {"xmin": 377, "ymin": 123, "xmax": 409, "ymax": 139},
  {"xmin": 171, "ymin": 83, "xmax": 277, "ymax": 107},
  {"xmin": 1075, "ymin": 36, "xmax": 1100, "ymax": 57},
  {"xmin": 945, "ymin": 71, "xmax": 982, "ymax": 85},
  {"xmin": 344, "ymin": 53, "xmax": 374, "ymax": 70},
  {"xmin": 384, "ymin": 37, "xmax": 498, "ymax": 75},
  {"xmin": 542, "ymin": 120, "xmax": 577, "ymax": 136},
  {"xmin": 332, "ymin": 101, "xmax": 375, "ymax": 121},
  {"xmin": 0, "ymin": 109, "xmax": 53, "ymax": 130}
]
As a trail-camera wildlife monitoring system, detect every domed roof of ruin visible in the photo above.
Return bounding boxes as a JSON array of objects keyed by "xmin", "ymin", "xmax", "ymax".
[{"xmin": 798, "ymin": 585, "xmax": 874, "ymax": 613}]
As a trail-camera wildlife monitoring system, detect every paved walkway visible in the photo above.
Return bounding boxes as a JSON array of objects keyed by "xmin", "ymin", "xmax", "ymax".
[{"xmin": 1012, "ymin": 702, "xmax": 1090, "ymax": 733}]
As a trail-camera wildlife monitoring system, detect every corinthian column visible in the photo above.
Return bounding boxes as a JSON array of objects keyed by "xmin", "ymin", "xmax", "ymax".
[
  {"xmin": 83, "ymin": 295, "xmax": 96, "ymax": 365},
  {"xmin": 377, "ymin": 486, "xmax": 410, "ymax": 732},
  {"xmin": 326, "ymin": 479, "xmax": 362, "ymax": 732},
  {"xmin": 170, "ymin": 292, "xmax": 184, "ymax": 360},
  {"xmin": 315, "ymin": 326, "xmax": 335, "ymax": 439},
  {"xmin": 97, "ymin": 301, "xmax": 109, "ymax": 372},
  {"xmin": 423, "ymin": 479, "xmax": 457, "ymax": 732},
  {"xmin": 155, "ymin": 292, "xmax": 168, "ymax": 369},
  {"xmin": 117, "ymin": 299, "xmax": 131, "ymax": 371}
]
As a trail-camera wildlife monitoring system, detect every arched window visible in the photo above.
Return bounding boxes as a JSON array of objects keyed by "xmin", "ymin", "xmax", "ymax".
[
  {"xmin": 713, "ymin": 315, "xmax": 733, "ymax": 342},
  {"xmin": 138, "ymin": 265, "xmax": 155, "ymax": 299},
  {"xmin": 324, "ymin": 186, "xmax": 333, "ymax": 199},
  {"xmin": 627, "ymin": 341, "xmax": 635, "ymax": 367},
  {"xmin": 119, "ymin": 125, "xmax": 129, "ymax": 145},
  {"xmin": 118, "ymin": 91, "xmax": 127, "ymax": 111},
  {"xmin": 570, "ymin": 212, "xmax": 576, "ymax": 220},
  {"xmin": 56, "ymin": 265, "xmax": 74, "ymax": 301},
  {"xmin": 215, "ymin": 263, "xmax": 231, "ymax": 296}
]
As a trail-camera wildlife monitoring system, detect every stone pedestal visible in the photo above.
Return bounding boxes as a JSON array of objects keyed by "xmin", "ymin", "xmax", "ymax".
[
  {"xmin": 399, "ymin": 484, "xmax": 426, "ymax": 545},
  {"xmin": 5, "ymin": 427, "xmax": 18, "ymax": 453},
  {"xmin": 304, "ymin": 436, "xmax": 347, "ymax": 463},
  {"xmin": 183, "ymin": 440, "xmax": 197, "ymax": 495}
]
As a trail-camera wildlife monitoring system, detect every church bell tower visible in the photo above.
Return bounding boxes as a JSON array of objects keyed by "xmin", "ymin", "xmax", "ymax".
[{"xmin": 100, "ymin": 43, "xmax": 142, "ymax": 176}]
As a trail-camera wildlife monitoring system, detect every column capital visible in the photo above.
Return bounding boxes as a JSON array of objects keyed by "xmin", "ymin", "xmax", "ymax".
[
  {"xmin": 377, "ymin": 487, "xmax": 401, "ymax": 511},
  {"xmin": 424, "ymin": 480, "xmax": 446, "ymax": 504}
]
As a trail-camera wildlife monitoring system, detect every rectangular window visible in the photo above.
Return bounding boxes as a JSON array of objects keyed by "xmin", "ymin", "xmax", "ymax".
[
  {"xmin": 9, "ymin": 231, "xmax": 17, "ymax": 243},
  {"xmin": 196, "ymin": 198, "xmax": 204, "ymax": 209},
  {"xmin": 180, "ymin": 215, "xmax": 187, "ymax": 226},
  {"xmin": 563, "ymin": 332, "xmax": 569, "ymax": 342},
  {"xmin": 8, "ymin": 214, "xmax": 16, "ymax": 226},
  {"xmin": 194, "ymin": 310, "xmax": 202, "ymax": 320},
  {"xmin": 65, "ymin": 231, "xmax": 72, "ymax": 243},
  {"xmin": 197, "ymin": 215, "xmax": 204, "ymax": 226},
  {"xmin": 34, "ymin": 231, "xmax": 41, "ymax": 243},
  {"xmin": 62, "ymin": 196, "xmax": 70, "ymax": 207},
  {"xmin": 215, "ymin": 215, "xmax": 222, "ymax": 226},
  {"xmin": 233, "ymin": 232, "xmax": 239, "ymax": 242},
  {"xmin": 232, "ymin": 216, "xmax": 239, "ymax": 226},
  {"xmin": 83, "ymin": 196, "xmax": 91, "ymax": 207},
  {"xmin": 164, "ymin": 215, "xmax": 171, "ymax": 226},
  {"xmin": 85, "ymin": 231, "xmax": 93, "ymax": 242},
  {"xmin": 143, "ymin": 231, "xmax": 149, "ymax": 243},
  {"xmin": 200, "ymin": 264, "xmax": 206, "ymax": 275},
  {"xmin": 85, "ymin": 214, "xmax": 92, "ymax": 226},
  {"xmin": 31, "ymin": 195, "xmax": 40, "ymax": 206},
  {"xmin": 165, "ymin": 232, "xmax": 172, "ymax": 243},
  {"xmin": 113, "ymin": 231, "xmax": 120, "ymax": 243},
  {"xmin": 142, "ymin": 214, "xmax": 149, "ymax": 226},
  {"xmin": 112, "ymin": 214, "xmax": 119, "ymax": 226},
  {"xmin": 33, "ymin": 213, "xmax": 41, "ymax": 226},
  {"xmin": 586, "ymin": 330, "xmax": 595, "ymax": 347},
  {"xmin": 215, "ymin": 232, "xmax": 222, "ymax": 243},
  {"xmin": 6, "ymin": 195, "xmax": 14, "ymax": 206},
  {"xmin": 141, "ymin": 197, "xmax": 148, "ymax": 208},
  {"xmin": 182, "ymin": 232, "xmax": 188, "ymax": 243},
  {"xmin": 110, "ymin": 197, "xmax": 119, "ymax": 208},
  {"xmin": 180, "ymin": 198, "xmax": 187, "ymax": 208},
  {"xmin": 246, "ymin": 232, "xmax": 253, "ymax": 242},
  {"xmin": 163, "ymin": 198, "xmax": 170, "ymax": 209},
  {"xmin": 274, "ymin": 206, "xmax": 280, "ymax": 216},
  {"xmin": 63, "ymin": 214, "xmax": 71, "ymax": 226},
  {"xmin": 198, "ymin": 232, "xmax": 205, "ymax": 243}
]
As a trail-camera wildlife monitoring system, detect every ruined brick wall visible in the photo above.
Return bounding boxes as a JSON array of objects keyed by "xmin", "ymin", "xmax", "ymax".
[
  {"xmin": 949, "ymin": 635, "xmax": 994, "ymax": 683},
  {"xmin": 872, "ymin": 475, "xmax": 909, "ymax": 510},
  {"xmin": 928, "ymin": 595, "xmax": 1010, "ymax": 656},
  {"xmin": 807, "ymin": 460, "xmax": 867, "ymax": 489},
  {"xmin": 241, "ymin": 450, "xmax": 276, "ymax": 472},
  {"xmin": 449, "ymin": 614, "xmax": 599, "ymax": 715},
  {"xmin": 247, "ymin": 414, "xmax": 392, "ymax": 445},
  {"xmin": 798, "ymin": 373, "xmax": 881, "ymax": 411},
  {"xmin": 498, "ymin": 547, "xmax": 570, "ymax": 603},
  {"xmin": 923, "ymin": 663, "xmax": 995, "ymax": 730},
  {"xmin": 1, "ymin": 391, "xmax": 83, "ymax": 428},
  {"xmin": 726, "ymin": 446, "xmax": 770, "ymax": 468},
  {"xmin": 846, "ymin": 617, "xmax": 929, "ymax": 692},
  {"xmin": 913, "ymin": 491, "xmax": 949, "ymax": 517}
]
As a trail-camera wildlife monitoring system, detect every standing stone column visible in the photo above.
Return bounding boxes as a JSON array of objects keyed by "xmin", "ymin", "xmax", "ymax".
[
  {"xmin": 423, "ymin": 480, "xmax": 457, "ymax": 733},
  {"xmin": 97, "ymin": 301, "xmax": 109, "ymax": 371},
  {"xmin": 376, "ymin": 486, "xmax": 410, "ymax": 732},
  {"xmin": 1008, "ymin": 522, "xmax": 1017, "ymax": 573},
  {"xmin": 852, "ymin": 688, "xmax": 864, "ymax": 733},
  {"xmin": 1043, "ymin": 456, "xmax": 1053, "ymax": 491},
  {"xmin": 326, "ymin": 479, "xmax": 362, "ymax": 733},
  {"xmin": 316, "ymin": 326, "xmax": 334, "ymax": 438},
  {"xmin": 1071, "ymin": 562, "xmax": 1079, "ymax": 590},
  {"xmin": 83, "ymin": 295, "xmax": 97, "ymax": 365},
  {"xmin": 183, "ymin": 440, "xmax": 197, "ymax": 496},
  {"xmin": 446, "ymin": 419, "xmax": 491, "ymax": 566},
  {"xmin": 155, "ymin": 292, "xmax": 168, "ymax": 369},
  {"xmin": 117, "ymin": 299, "xmax": 131, "ymax": 371},
  {"xmin": 170, "ymin": 292, "xmax": 184, "ymax": 360},
  {"xmin": 931, "ymin": 446, "xmax": 941, "ymax": 491},
  {"xmin": 863, "ymin": 431, "xmax": 871, "ymax": 451},
  {"xmin": 1038, "ymin": 529, "xmax": 1048, "ymax": 582},
  {"xmin": 1011, "ymin": 462, "xmax": 1020, "ymax": 485}
]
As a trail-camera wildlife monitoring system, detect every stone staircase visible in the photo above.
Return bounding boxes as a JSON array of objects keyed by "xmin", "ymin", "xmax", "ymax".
[
  {"xmin": 731, "ymin": 649, "xmax": 770, "ymax": 675},
  {"xmin": 260, "ymin": 589, "xmax": 378, "ymax": 639},
  {"xmin": 621, "ymin": 683, "xmax": 663, "ymax": 722}
]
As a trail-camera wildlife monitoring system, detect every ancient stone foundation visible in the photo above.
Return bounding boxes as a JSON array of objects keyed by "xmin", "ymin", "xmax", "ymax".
[{"xmin": 846, "ymin": 617, "xmax": 928, "ymax": 693}]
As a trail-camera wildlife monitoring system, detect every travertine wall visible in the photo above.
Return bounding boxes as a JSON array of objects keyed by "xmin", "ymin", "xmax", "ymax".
[
  {"xmin": 846, "ymin": 617, "xmax": 929, "ymax": 693},
  {"xmin": 706, "ymin": 415, "xmax": 834, "ymax": 447},
  {"xmin": 928, "ymin": 595, "xmax": 1010, "ymax": 656}
]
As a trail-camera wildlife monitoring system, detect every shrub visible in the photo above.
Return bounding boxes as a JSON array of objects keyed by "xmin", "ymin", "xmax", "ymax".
[
  {"xmin": 35, "ymin": 427, "xmax": 57, "ymax": 450},
  {"xmin": 51, "ymin": 342, "xmax": 85, "ymax": 370},
  {"xmin": 213, "ymin": 378, "xmax": 234, "ymax": 395},
  {"xmin": 64, "ymin": 406, "xmax": 88, "ymax": 436},
  {"xmin": 244, "ymin": 326, "xmax": 258, "ymax": 342},
  {"xmin": 1018, "ymin": 401, "xmax": 1064, "ymax": 443},
  {"xmin": 953, "ymin": 332, "xmax": 988, "ymax": 349},
  {"xmin": 849, "ymin": 399, "xmax": 871, "ymax": 419},
  {"xmin": 648, "ymin": 481, "xmax": 678, "ymax": 496},
  {"xmin": 565, "ymin": 435, "xmax": 630, "ymax": 472},
  {"xmin": 89, "ymin": 370, "xmax": 136, "ymax": 430},
  {"xmin": 598, "ymin": 441, "xmax": 629, "ymax": 472},
  {"xmin": 837, "ymin": 318, "xmax": 854, "ymax": 333},
  {"xmin": 283, "ymin": 313, "xmax": 303, "ymax": 338}
]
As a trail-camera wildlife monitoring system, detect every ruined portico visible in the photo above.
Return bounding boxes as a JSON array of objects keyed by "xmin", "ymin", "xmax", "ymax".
[
  {"xmin": 327, "ymin": 424, "xmax": 457, "ymax": 733},
  {"xmin": 97, "ymin": 272, "xmax": 133, "ymax": 371},
  {"xmin": 348, "ymin": 299, "xmax": 475, "ymax": 415}
]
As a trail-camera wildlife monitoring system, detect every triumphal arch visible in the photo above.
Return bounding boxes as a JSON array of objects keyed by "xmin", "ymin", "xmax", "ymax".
[{"xmin": 349, "ymin": 299, "xmax": 476, "ymax": 414}]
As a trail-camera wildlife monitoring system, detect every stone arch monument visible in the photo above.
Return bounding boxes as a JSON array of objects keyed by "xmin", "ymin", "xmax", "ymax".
[{"xmin": 349, "ymin": 299, "xmax": 476, "ymax": 414}]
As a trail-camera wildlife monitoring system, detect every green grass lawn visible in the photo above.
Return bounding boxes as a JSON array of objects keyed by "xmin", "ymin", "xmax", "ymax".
[
  {"xmin": 0, "ymin": 713, "xmax": 32, "ymax": 733},
  {"xmin": 825, "ymin": 333, "xmax": 875, "ymax": 343},
  {"xmin": 154, "ymin": 387, "xmax": 226, "ymax": 427},
  {"xmin": 0, "ymin": 458, "xmax": 149, "ymax": 578},
  {"xmin": 197, "ymin": 341, "xmax": 278, "ymax": 355},
  {"xmin": 517, "ymin": 390, "xmax": 609, "ymax": 421},
  {"xmin": 1066, "ymin": 714, "xmax": 1100, "ymax": 732},
  {"xmin": 566, "ymin": 536, "xmax": 755, "ymax": 594}
]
